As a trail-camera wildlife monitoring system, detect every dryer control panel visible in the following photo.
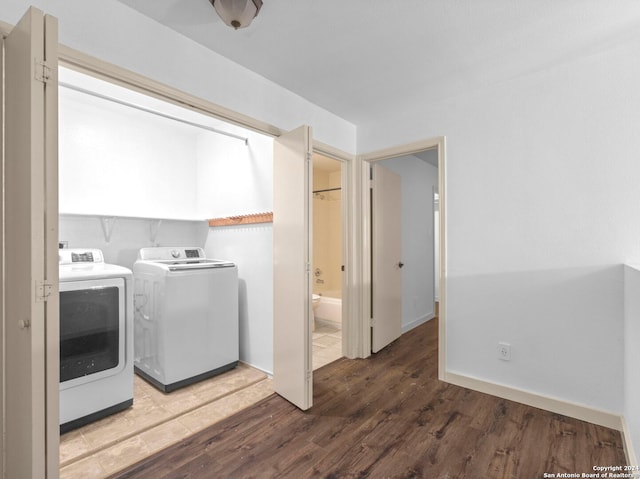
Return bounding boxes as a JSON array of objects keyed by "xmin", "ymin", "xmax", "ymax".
[{"xmin": 59, "ymin": 249, "xmax": 104, "ymax": 265}]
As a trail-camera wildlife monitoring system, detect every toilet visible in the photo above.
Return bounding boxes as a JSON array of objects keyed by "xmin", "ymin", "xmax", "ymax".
[{"xmin": 312, "ymin": 294, "xmax": 321, "ymax": 331}]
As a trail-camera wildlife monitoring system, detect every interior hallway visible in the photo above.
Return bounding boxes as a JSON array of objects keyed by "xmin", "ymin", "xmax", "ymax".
[{"xmin": 110, "ymin": 317, "xmax": 626, "ymax": 478}]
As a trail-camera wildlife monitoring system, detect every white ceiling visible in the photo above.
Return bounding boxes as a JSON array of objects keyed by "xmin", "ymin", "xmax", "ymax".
[{"xmin": 117, "ymin": 0, "xmax": 640, "ymax": 125}]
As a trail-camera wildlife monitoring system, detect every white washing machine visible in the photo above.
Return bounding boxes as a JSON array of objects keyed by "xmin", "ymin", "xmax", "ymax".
[
  {"xmin": 59, "ymin": 248, "xmax": 134, "ymax": 433},
  {"xmin": 133, "ymin": 247, "xmax": 239, "ymax": 392}
]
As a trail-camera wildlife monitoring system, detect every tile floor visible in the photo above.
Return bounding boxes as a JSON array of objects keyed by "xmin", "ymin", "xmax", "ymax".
[
  {"xmin": 59, "ymin": 363, "xmax": 272, "ymax": 479},
  {"xmin": 312, "ymin": 321, "xmax": 343, "ymax": 370},
  {"xmin": 59, "ymin": 322, "xmax": 342, "ymax": 478}
]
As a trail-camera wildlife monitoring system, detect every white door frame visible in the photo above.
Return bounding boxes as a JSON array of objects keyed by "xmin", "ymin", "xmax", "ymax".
[
  {"xmin": 358, "ymin": 136, "xmax": 447, "ymax": 380},
  {"xmin": 311, "ymin": 146, "xmax": 358, "ymax": 359}
]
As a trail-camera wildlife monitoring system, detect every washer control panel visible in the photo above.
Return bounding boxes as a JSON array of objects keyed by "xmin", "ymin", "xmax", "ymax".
[{"xmin": 138, "ymin": 247, "xmax": 205, "ymax": 261}]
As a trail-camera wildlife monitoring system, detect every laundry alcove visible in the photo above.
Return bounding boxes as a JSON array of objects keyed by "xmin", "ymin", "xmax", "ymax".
[{"xmin": 58, "ymin": 65, "xmax": 277, "ymax": 375}]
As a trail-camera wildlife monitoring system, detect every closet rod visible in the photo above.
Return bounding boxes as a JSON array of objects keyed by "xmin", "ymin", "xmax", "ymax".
[
  {"xmin": 59, "ymin": 81, "xmax": 249, "ymax": 145},
  {"xmin": 313, "ymin": 187, "xmax": 342, "ymax": 194}
]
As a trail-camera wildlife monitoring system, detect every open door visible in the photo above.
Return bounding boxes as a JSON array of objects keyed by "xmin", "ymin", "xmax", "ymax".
[
  {"xmin": 273, "ymin": 126, "xmax": 313, "ymax": 410},
  {"xmin": 2, "ymin": 7, "xmax": 59, "ymax": 477},
  {"xmin": 371, "ymin": 163, "xmax": 402, "ymax": 353}
]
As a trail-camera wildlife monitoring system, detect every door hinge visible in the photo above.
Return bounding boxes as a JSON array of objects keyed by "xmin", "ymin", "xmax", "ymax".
[
  {"xmin": 36, "ymin": 280, "xmax": 54, "ymax": 302},
  {"xmin": 35, "ymin": 59, "xmax": 52, "ymax": 83}
]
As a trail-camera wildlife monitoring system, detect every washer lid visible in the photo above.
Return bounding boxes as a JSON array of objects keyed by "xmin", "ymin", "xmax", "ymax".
[
  {"xmin": 165, "ymin": 259, "xmax": 235, "ymax": 271},
  {"xmin": 136, "ymin": 247, "xmax": 235, "ymax": 271}
]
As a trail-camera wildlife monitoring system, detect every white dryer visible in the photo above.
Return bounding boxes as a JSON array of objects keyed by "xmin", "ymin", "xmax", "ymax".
[
  {"xmin": 59, "ymin": 249, "xmax": 133, "ymax": 433},
  {"xmin": 133, "ymin": 247, "xmax": 239, "ymax": 392}
]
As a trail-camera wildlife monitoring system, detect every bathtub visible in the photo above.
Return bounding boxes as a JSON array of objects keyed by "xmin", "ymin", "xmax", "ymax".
[{"xmin": 314, "ymin": 290, "xmax": 342, "ymax": 328}]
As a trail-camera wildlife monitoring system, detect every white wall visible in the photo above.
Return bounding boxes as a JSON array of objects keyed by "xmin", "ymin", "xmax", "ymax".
[
  {"xmin": 59, "ymin": 215, "xmax": 208, "ymax": 270},
  {"xmin": 196, "ymin": 129, "xmax": 273, "ymax": 218},
  {"xmin": 197, "ymin": 128, "xmax": 275, "ymax": 374},
  {"xmin": 624, "ymin": 265, "xmax": 640, "ymax": 463},
  {"xmin": 204, "ymin": 226, "xmax": 273, "ymax": 374},
  {"xmin": 3, "ymin": 0, "xmax": 356, "ymax": 155},
  {"xmin": 379, "ymin": 155, "xmax": 438, "ymax": 332},
  {"xmin": 59, "ymin": 83, "xmax": 199, "ymax": 219},
  {"xmin": 357, "ymin": 28, "xmax": 640, "ymax": 415}
]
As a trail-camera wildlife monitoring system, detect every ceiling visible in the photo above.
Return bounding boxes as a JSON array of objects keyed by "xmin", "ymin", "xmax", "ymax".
[{"xmin": 117, "ymin": 0, "xmax": 640, "ymax": 125}]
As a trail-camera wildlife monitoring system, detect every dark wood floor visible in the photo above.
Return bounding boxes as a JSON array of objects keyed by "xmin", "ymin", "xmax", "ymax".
[{"xmin": 111, "ymin": 318, "xmax": 626, "ymax": 478}]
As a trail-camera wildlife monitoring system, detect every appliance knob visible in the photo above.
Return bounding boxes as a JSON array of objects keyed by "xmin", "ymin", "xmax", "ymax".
[{"xmin": 171, "ymin": 250, "xmax": 180, "ymax": 259}]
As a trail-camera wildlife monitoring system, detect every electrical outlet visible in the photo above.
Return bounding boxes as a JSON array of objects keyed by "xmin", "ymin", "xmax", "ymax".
[{"xmin": 497, "ymin": 342, "xmax": 511, "ymax": 361}]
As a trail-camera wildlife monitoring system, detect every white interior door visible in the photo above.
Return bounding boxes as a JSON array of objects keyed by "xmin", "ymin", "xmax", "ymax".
[
  {"xmin": 371, "ymin": 163, "xmax": 402, "ymax": 353},
  {"xmin": 2, "ymin": 7, "xmax": 59, "ymax": 477},
  {"xmin": 273, "ymin": 126, "xmax": 313, "ymax": 410}
]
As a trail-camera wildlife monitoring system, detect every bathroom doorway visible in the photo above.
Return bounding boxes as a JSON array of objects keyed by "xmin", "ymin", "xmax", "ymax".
[{"xmin": 312, "ymin": 154, "xmax": 344, "ymax": 369}]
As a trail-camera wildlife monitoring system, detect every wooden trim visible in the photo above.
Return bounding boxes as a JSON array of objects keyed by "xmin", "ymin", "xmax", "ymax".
[
  {"xmin": 314, "ymin": 140, "xmax": 356, "ymax": 163},
  {"xmin": 445, "ymin": 371, "xmax": 624, "ymax": 431},
  {"xmin": 436, "ymin": 137, "xmax": 447, "ymax": 382},
  {"xmin": 208, "ymin": 212, "xmax": 273, "ymax": 227},
  {"xmin": 0, "ymin": 20, "xmax": 5, "ymax": 478},
  {"xmin": 359, "ymin": 137, "xmax": 443, "ymax": 163},
  {"xmin": 57, "ymin": 45, "xmax": 283, "ymax": 140},
  {"xmin": 44, "ymin": 13, "xmax": 61, "ymax": 477}
]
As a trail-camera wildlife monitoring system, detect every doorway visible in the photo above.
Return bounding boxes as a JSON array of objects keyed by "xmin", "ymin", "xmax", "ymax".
[
  {"xmin": 311, "ymin": 154, "xmax": 344, "ymax": 369},
  {"xmin": 359, "ymin": 138, "xmax": 446, "ymax": 379}
]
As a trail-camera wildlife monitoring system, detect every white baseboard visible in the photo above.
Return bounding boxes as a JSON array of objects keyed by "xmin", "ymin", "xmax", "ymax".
[
  {"xmin": 621, "ymin": 416, "xmax": 639, "ymax": 467},
  {"xmin": 445, "ymin": 371, "xmax": 623, "ymax": 431},
  {"xmin": 402, "ymin": 313, "xmax": 435, "ymax": 334},
  {"xmin": 239, "ymin": 360, "xmax": 273, "ymax": 379}
]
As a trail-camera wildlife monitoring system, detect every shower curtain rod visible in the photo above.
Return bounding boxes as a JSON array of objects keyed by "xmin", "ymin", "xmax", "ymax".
[
  {"xmin": 313, "ymin": 187, "xmax": 342, "ymax": 194},
  {"xmin": 59, "ymin": 81, "xmax": 250, "ymax": 145}
]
